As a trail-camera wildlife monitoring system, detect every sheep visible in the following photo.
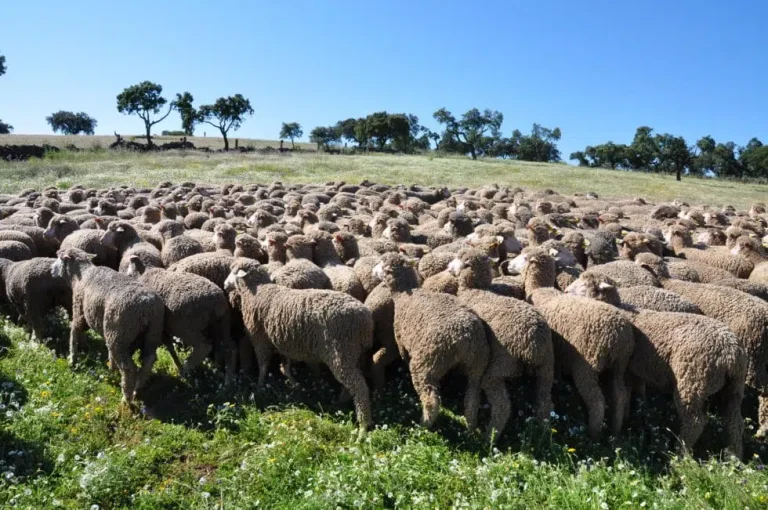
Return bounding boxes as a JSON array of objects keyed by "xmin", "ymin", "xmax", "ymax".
[
  {"xmin": 1, "ymin": 257, "xmax": 72, "ymax": 340},
  {"xmin": 233, "ymin": 234, "xmax": 266, "ymax": 261},
  {"xmin": 168, "ymin": 252, "xmax": 235, "ymax": 290},
  {"xmin": 0, "ymin": 241, "xmax": 32, "ymax": 261},
  {"xmin": 161, "ymin": 235, "xmax": 204, "ymax": 267},
  {"xmin": 213, "ymin": 223, "xmax": 237, "ymax": 253},
  {"xmin": 634, "ymin": 253, "xmax": 768, "ymax": 437},
  {"xmin": 614, "ymin": 286, "xmax": 702, "ymax": 314},
  {"xmin": 126, "ymin": 257, "xmax": 236, "ymax": 385},
  {"xmin": 585, "ymin": 260, "xmax": 660, "ymax": 288},
  {"xmin": 448, "ymin": 249, "xmax": 554, "ymax": 435},
  {"xmin": 306, "ymin": 230, "xmax": 366, "ymax": 301},
  {"xmin": 373, "ymin": 253, "xmax": 489, "ymax": 430},
  {"xmin": 224, "ymin": 258, "xmax": 373, "ymax": 431},
  {"xmin": 565, "ymin": 271, "xmax": 747, "ymax": 458},
  {"xmin": 0, "ymin": 230, "xmax": 37, "ymax": 256},
  {"xmin": 525, "ymin": 252, "xmax": 634, "ymax": 439},
  {"xmin": 666, "ymin": 225, "xmax": 754, "ymax": 278},
  {"xmin": 101, "ymin": 220, "xmax": 163, "ymax": 273},
  {"xmin": 52, "ymin": 248, "xmax": 164, "ymax": 404}
]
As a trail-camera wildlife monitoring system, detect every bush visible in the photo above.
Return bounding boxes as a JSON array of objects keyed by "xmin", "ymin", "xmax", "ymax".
[{"xmin": 161, "ymin": 130, "xmax": 187, "ymax": 136}]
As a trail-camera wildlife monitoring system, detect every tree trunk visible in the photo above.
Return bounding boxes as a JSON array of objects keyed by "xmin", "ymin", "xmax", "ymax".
[
  {"xmin": 291, "ymin": 139, "xmax": 295, "ymax": 149},
  {"xmin": 676, "ymin": 166, "xmax": 681, "ymax": 181},
  {"xmin": 469, "ymin": 146, "xmax": 477, "ymax": 160},
  {"xmin": 222, "ymin": 129, "xmax": 229, "ymax": 151},
  {"xmin": 145, "ymin": 122, "xmax": 152, "ymax": 147}
]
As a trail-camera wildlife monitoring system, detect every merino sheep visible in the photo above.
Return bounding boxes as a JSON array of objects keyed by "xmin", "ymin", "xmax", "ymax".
[
  {"xmin": 449, "ymin": 248, "xmax": 554, "ymax": 436},
  {"xmin": 224, "ymin": 259, "xmax": 374, "ymax": 431},
  {"xmin": 374, "ymin": 253, "xmax": 489, "ymax": 430},
  {"xmin": 101, "ymin": 220, "xmax": 163, "ymax": 273},
  {"xmin": 52, "ymin": 248, "xmax": 164, "ymax": 403}
]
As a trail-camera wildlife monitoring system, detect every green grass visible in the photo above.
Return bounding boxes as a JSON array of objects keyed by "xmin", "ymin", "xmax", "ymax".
[
  {"xmin": 0, "ymin": 314, "xmax": 767, "ymax": 509},
  {"xmin": 2, "ymin": 149, "xmax": 768, "ymax": 208},
  {"xmin": 1, "ymin": 150, "xmax": 768, "ymax": 507}
]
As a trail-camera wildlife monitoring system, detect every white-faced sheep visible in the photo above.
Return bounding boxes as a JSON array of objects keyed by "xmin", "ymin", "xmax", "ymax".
[
  {"xmin": 374, "ymin": 253, "xmax": 489, "ymax": 430},
  {"xmin": 448, "ymin": 248, "xmax": 554, "ymax": 436},
  {"xmin": 224, "ymin": 258, "xmax": 373, "ymax": 431},
  {"xmin": 52, "ymin": 248, "xmax": 164, "ymax": 403}
]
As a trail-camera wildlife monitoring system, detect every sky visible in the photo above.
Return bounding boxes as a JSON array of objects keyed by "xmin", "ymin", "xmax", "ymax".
[{"xmin": 1, "ymin": 0, "xmax": 766, "ymax": 160}]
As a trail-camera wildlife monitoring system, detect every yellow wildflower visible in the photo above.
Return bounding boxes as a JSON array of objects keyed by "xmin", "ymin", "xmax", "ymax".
[
  {"xmin": 40, "ymin": 390, "xmax": 50, "ymax": 398},
  {"xmin": 567, "ymin": 448, "xmax": 576, "ymax": 453}
]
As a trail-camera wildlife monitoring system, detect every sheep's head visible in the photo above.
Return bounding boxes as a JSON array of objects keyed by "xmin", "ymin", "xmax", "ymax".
[
  {"xmin": 373, "ymin": 253, "xmax": 419, "ymax": 292},
  {"xmin": 52, "ymin": 248, "xmax": 95, "ymax": 279},
  {"xmin": 664, "ymin": 225, "xmax": 692, "ymax": 249},
  {"xmin": 450, "ymin": 248, "xmax": 493, "ymax": 290},
  {"xmin": 141, "ymin": 205, "xmax": 161, "ymax": 224},
  {"xmin": 285, "ymin": 235, "xmax": 314, "ymax": 261},
  {"xmin": 125, "ymin": 255, "xmax": 146, "ymax": 277},
  {"xmin": 34, "ymin": 207, "xmax": 56, "ymax": 228},
  {"xmin": 565, "ymin": 272, "xmax": 620, "ymax": 306},
  {"xmin": 214, "ymin": 223, "xmax": 236, "ymax": 249},
  {"xmin": 725, "ymin": 226, "xmax": 746, "ymax": 248},
  {"xmin": 44, "ymin": 215, "xmax": 78, "ymax": 241},
  {"xmin": 617, "ymin": 232, "xmax": 651, "ymax": 260},
  {"xmin": 224, "ymin": 259, "xmax": 271, "ymax": 292},
  {"xmin": 154, "ymin": 220, "xmax": 184, "ymax": 241},
  {"xmin": 634, "ymin": 252, "xmax": 669, "ymax": 280},
  {"xmin": 385, "ymin": 218, "xmax": 411, "ymax": 243},
  {"xmin": 101, "ymin": 220, "xmax": 134, "ymax": 248},
  {"xmin": 731, "ymin": 236, "xmax": 762, "ymax": 257}
]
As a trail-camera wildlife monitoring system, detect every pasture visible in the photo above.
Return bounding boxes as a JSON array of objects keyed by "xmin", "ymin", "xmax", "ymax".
[{"xmin": 0, "ymin": 145, "xmax": 766, "ymax": 508}]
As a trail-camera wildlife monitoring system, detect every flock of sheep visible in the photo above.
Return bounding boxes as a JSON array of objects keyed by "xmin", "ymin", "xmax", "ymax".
[{"xmin": 0, "ymin": 180, "xmax": 766, "ymax": 459}]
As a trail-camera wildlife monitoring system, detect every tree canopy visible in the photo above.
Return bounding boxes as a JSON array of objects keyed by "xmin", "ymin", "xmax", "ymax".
[
  {"xmin": 46, "ymin": 111, "xmax": 97, "ymax": 135},
  {"xmin": 0, "ymin": 53, "xmax": 6, "ymax": 77},
  {"xmin": 279, "ymin": 122, "xmax": 303, "ymax": 149},
  {"xmin": 116, "ymin": 81, "xmax": 173, "ymax": 145},
  {"xmin": 172, "ymin": 92, "xmax": 196, "ymax": 136},
  {"xmin": 198, "ymin": 94, "xmax": 253, "ymax": 151},
  {"xmin": 433, "ymin": 108, "xmax": 503, "ymax": 160},
  {"xmin": 309, "ymin": 126, "xmax": 341, "ymax": 151}
]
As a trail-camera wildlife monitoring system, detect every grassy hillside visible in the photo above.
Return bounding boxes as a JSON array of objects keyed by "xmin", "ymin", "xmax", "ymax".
[
  {"xmin": 1, "ymin": 149, "xmax": 767, "ymax": 208},
  {"xmin": 0, "ymin": 134, "xmax": 316, "ymax": 151},
  {"xmin": 0, "ymin": 149, "xmax": 767, "ymax": 507}
]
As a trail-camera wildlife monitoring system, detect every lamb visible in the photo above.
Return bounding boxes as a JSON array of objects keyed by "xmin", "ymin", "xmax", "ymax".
[
  {"xmin": 0, "ymin": 241, "xmax": 32, "ymax": 261},
  {"xmin": 565, "ymin": 271, "xmax": 746, "ymax": 458},
  {"xmin": 224, "ymin": 258, "xmax": 373, "ymax": 431},
  {"xmin": 666, "ymin": 225, "xmax": 754, "ymax": 278},
  {"xmin": 101, "ymin": 220, "xmax": 163, "ymax": 273},
  {"xmin": 634, "ymin": 253, "xmax": 768, "ymax": 437},
  {"xmin": 161, "ymin": 235, "xmax": 204, "ymax": 267},
  {"xmin": 373, "ymin": 253, "xmax": 489, "ymax": 430},
  {"xmin": 126, "ymin": 257, "xmax": 236, "ymax": 385},
  {"xmin": 525, "ymin": 251, "xmax": 634, "ymax": 439},
  {"xmin": 52, "ymin": 248, "xmax": 164, "ymax": 404},
  {"xmin": 448, "ymin": 249, "xmax": 554, "ymax": 436},
  {"xmin": 306, "ymin": 230, "xmax": 366, "ymax": 301},
  {"xmin": 0, "ymin": 257, "xmax": 72, "ymax": 340}
]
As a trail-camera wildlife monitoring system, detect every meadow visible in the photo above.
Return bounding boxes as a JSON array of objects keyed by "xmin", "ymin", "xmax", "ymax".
[{"xmin": 0, "ymin": 142, "xmax": 767, "ymax": 508}]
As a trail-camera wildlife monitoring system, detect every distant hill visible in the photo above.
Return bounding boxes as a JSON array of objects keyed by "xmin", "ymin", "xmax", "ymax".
[{"xmin": 0, "ymin": 134, "xmax": 316, "ymax": 151}]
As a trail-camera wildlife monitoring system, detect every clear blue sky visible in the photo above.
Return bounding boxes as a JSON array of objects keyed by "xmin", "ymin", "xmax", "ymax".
[{"xmin": 1, "ymin": 0, "xmax": 766, "ymax": 159}]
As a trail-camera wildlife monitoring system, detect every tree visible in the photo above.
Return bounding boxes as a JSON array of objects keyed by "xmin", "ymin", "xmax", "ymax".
[
  {"xmin": 116, "ymin": 81, "xmax": 173, "ymax": 145},
  {"xmin": 198, "ymin": 94, "xmax": 253, "ymax": 151},
  {"xmin": 625, "ymin": 126, "xmax": 658, "ymax": 171},
  {"xmin": 172, "ymin": 92, "xmax": 196, "ymax": 136},
  {"xmin": 740, "ymin": 138, "xmax": 768, "ymax": 178},
  {"xmin": 512, "ymin": 124, "xmax": 563, "ymax": 162},
  {"xmin": 309, "ymin": 126, "xmax": 341, "ymax": 151},
  {"xmin": 433, "ymin": 107, "xmax": 504, "ymax": 160},
  {"xmin": 279, "ymin": 122, "xmax": 303, "ymax": 149},
  {"xmin": 335, "ymin": 118, "xmax": 360, "ymax": 146},
  {"xmin": 46, "ymin": 111, "xmax": 97, "ymax": 135},
  {"xmin": 0, "ymin": 120, "xmax": 12, "ymax": 134},
  {"xmin": 569, "ymin": 151, "xmax": 589, "ymax": 167},
  {"xmin": 654, "ymin": 133, "xmax": 692, "ymax": 181},
  {"xmin": 0, "ymin": 53, "xmax": 5, "ymax": 77}
]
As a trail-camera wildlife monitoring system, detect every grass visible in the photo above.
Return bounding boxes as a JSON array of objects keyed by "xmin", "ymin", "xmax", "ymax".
[
  {"xmin": 1, "ymin": 148, "xmax": 767, "ymax": 208},
  {"xmin": 0, "ymin": 134, "xmax": 316, "ymax": 152},
  {"xmin": 0, "ymin": 149, "xmax": 767, "ymax": 507}
]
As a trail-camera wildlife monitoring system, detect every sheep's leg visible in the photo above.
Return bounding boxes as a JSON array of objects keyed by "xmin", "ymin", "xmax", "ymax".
[
  {"xmin": 280, "ymin": 358, "xmax": 299, "ymax": 386},
  {"xmin": 68, "ymin": 300, "xmax": 86, "ymax": 366},
  {"xmin": 464, "ymin": 367, "xmax": 484, "ymax": 432},
  {"xmin": 24, "ymin": 302, "xmax": 47, "ymax": 341},
  {"xmin": 182, "ymin": 336, "xmax": 213, "ymax": 376},
  {"xmin": 163, "ymin": 334, "xmax": 185, "ymax": 375},
  {"xmin": 410, "ymin": 369, "xmax": 441, "ymax": 429},
  {"xmin": 718, "ymin": 380, "xmax": 745, "ymax": 460},
  {"xmin": 482, "ymin": 377, "xmax": 510, "ymax": 440},
  {"xmin": 212, "ymin": 313, "xmax": 236, "ymax": 386},
  {"xmin": 135, "ymin": 346, "xmax": 158, "ymax": 395},
  {"xmin": 570, "ymin": 359, "xmax": 605, "ymax": 440},
  {"xmin": 328, "ymin": 361, "xmax": 372, "ymax": 431},
  {"xmin": 534, "ymin": 363, "xmax": 555, "ymax": 423},
  {"xmin": 371, "ymin": 345, "xmax": 400, "ymax": 393},
  {"xmin": 757, "ymin": 394, "xmax": 768, "ymax": 438},
  {"xmin": 609, "ymin": 369, "xmax": 628, "ymax": 437},
  {"xmin": 250, "ymin": 336, "xmax": 274, "ymax": 389},
  {"xmin": 111, "ymin": 345, "xmax": 139, "ymax": 404},
  {"xmin": 674, "ymin": 391, "xmax": 706, "ymax": 457},
  {"xmin": 238, "ymin": 335, "xmax": 255, "ymax": 374}
]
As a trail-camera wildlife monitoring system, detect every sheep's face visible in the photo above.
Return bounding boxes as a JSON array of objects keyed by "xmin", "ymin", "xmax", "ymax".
[
  {"xmin": 44, "ymin": 216, "xmax": 76, "ymax": 241},
  {"xmin": 223, "ymin": 269, "xmax": 246, "ymax": 292},
  {"xmin": 447, "ymin": 258, "xmax": 463, "ymax": 276},
  {"xmin": 52, "ymin": 249, "xmax": 95, "ymax": 279}
]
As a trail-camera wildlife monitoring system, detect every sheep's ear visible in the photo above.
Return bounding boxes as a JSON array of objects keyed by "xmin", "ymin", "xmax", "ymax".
[
  {"xmin": 598, "ymin": 281, "xmax": 614, "ymax": 290},
  {"xmin": 495, "ymin": 235, "xmax": 504, "ymax": 244},
  {"xmin": 86, "ymin": 253, "xmax": 97, "ymax": 261},
  {"xmin": 548, "ymin": 248, "xmax": 559, "ymax": 257},
  {"xmin": 116, "ymin": 226, "xmax": 125, "ymax": 232},
  {"xmin": 235, "ymin": 269, "xmax": 248, "ymax": 279},
  {"xmin": 641, "ymin": 238, "xmax": 649, "ymax": 244},
  {"xmin": 59, "ymin": 219, "xmax": 67, "ymax": 225}
]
